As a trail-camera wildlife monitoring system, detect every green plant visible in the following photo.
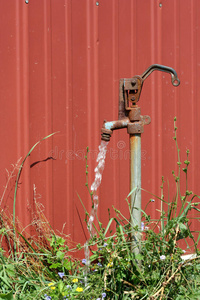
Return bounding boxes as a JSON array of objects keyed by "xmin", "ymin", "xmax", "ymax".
[
  {"xmin": 0, "ymin": 119, "xmax": 200, "ymax": 299},
  {"xmin": 0, "ymin": 134, "xmax": 78, "ymax": 299},
  {"xmin": 68, "ymin": 117, "xmax": 200, "ymax": 299}
]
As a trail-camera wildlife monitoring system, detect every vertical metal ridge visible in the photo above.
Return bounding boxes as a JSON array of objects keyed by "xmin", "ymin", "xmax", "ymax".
[
  {"xmin": 190, "ymin": 0, "xmax": 196, "ymax": 194},
  {"xmin": 93, "ymin": 0, "xmax": 101, "ymax": 212},
  {"xmin": 174, "ymin": 0, "xmax": 180, "ymax": 115},
  {"xmin": 16, "ymin": 2, "xmax": 22, "ymax": 162},
  {"xmin": 22, "ymin": 2, "xmax": 30, "ymax": 224},
  {"xmin": 50, "ymin": 0, "xmax": 54, "ymax": 230},
  {"xmin": 15, "ymin": 2, "xmax": 31, "ymax": 225},
  {"xmin": 93, "ymin": 0, "xmax": 102, "ymax": 226},
  {"xmin": 22, "ymin": 2, "xmax": 29, "ymax": 150},
  {"xmin": 150, "ymin": 1, "xmax": 156, "ymax": 218},
  {"xmin": 86, "ymin": 0, "xmax": 92, "ymax": 200},
  {"xmin": 86, "ymin": 0, "xmax": 92, "ymax": 135},
  {"xmin": 130, "ymin": 0, "xmax": 136, "ymax": 75},
  {"xmin": 15, "ymin": 2, "xmax": 23, "ymax": 222},
  {"xmin": 174, "ymin": 0, "xmax": 180, "ymax": 178},
  {"xmin": 157, "ymin": 1, "xmax": 163, "ymax": 202},
  {"xmin": 43, "ymin": 0, "xmax": 53, "ymax": 221},
  {"xmin": 93, "ymin": 0, "xmax": 100, "ymax": 156},
  {"xmin": 50, "ymin": 0, "xmax": 70, "ymax": 235},
  {"xmin": 197, "ymin": 0, "xmax": 200, "ymax": 199},
  {"xmin": 194, "ymin": 0, "xmax": 200, "ymax": 195},
  {"xmin": 65, "ymin": 0, "xmax": 74, "ymax": 237},
  {"xmin": 112, "ymin": 0, "xmax": 119, "ymax": 209}
]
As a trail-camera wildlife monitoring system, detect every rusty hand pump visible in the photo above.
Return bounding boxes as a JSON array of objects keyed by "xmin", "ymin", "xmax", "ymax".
[
  {"xmin": 101, "ymin": 64, "xmax": 180, "ymax": 140},
  {"xmin": 101, "ymin": 64, "xmax": 180, "ymax": 255}
]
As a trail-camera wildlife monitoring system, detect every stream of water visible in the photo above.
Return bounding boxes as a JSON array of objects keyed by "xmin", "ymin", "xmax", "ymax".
[{"xmin": 84, "ymin": 140, "xmax": 109, "ymax": 285}]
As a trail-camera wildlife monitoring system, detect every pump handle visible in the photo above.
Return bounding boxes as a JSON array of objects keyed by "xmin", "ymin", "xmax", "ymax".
[{"xmin": 141, "ymin": 64, "xmax": 180, "ymax": 87}]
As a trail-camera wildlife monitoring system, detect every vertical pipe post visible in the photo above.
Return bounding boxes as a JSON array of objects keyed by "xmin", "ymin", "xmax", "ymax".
[{"xmin": 130, "ymin": 133, "xmax": 141, "ymax": 255}]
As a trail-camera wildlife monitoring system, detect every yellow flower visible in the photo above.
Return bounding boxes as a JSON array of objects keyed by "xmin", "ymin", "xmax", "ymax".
[
  {"xmin": 48, "ymin": 282, "xmax": 55, "ymax": 290},
  {"xmin": 107, "ymin": 259, "xmax": 113, "ymax": 268},
  {"xmin": 72, "ymin": 278, "xmax": 78, "ymax": 283},
  {"xmin": 48, "ymin": 282, "xmax": 54, "ymax": 286},
  {"xmin": 76, "ymin": 287, "xmax": 83, "ymax": 292}
]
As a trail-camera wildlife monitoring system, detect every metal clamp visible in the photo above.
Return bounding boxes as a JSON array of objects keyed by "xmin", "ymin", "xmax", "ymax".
[
  {"xmin": 127, "ymin": 116, "xmax": 151, "ymax": 134},
  {"xmin": 127, "ymin": 107, "xmax": 151, "ymax": 134}
]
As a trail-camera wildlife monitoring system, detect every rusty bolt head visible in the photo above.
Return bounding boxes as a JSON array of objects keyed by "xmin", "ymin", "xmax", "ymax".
[{"xmin": 131, "ymin": 80, "xmax": 137, "ymax": 86}]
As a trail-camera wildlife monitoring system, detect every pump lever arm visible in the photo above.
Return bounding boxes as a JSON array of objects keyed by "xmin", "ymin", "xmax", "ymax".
[{"xmin": 141, "ymin": 64, "xmax": 180, "ymax": 87}]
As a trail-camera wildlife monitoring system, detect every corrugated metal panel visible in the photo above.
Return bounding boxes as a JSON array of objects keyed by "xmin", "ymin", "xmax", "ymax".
[{"xmin": 0, "ymin": 0, "xmax": 200, "ymax": 246}]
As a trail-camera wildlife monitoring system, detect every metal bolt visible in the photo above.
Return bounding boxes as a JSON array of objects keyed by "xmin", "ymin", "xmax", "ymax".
[
  {"xmin": 25, "ymin": 0, "xmax": 29, "ymax": 3},
  {"xmin": 159, "ymin": 3, "xmax": 162, "ymax": 7},
  {"xmin": 131, "ymin": 80, "xmax": 136, "ymax": 86},
  {"xmin": 96, "ymin": 1, "xmax": 99, "ymax": 6}
]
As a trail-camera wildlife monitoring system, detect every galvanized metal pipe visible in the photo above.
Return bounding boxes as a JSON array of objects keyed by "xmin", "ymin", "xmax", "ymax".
[
  {"xmin": 104, "ymin": 118, "xmax": 129, "ymax": 131},
  {"xmin": 130, "ymin": 133, "xmax": 141, "ymax": 255}
]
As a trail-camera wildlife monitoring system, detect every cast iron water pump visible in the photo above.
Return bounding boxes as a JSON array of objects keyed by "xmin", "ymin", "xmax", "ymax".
[{"xmin": 101, "ymin": 64, "xmax": 180, "ymax": 254}]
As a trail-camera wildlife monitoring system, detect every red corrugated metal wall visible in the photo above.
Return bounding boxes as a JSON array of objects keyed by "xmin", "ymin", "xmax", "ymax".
[{"xmin": 1, "ymin": 0, "xmax": 200, "ymax": 246}]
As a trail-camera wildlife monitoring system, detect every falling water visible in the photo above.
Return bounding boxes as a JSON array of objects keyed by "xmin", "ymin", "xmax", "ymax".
[{"xmin": 84, "ymin": 140, "xmax": 109, "ymax": 285}]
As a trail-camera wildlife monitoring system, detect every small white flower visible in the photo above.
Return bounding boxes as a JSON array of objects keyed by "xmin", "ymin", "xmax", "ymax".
[
  {"xmin": 141, "ymin": 222, "xmax": 144, "ymax": 231},
  {"xmin": 160, "ymin": 255, "xmax": 166, "ymax": 260},
  {"xmin": 89, "ymin": 216, "xmax": 94, "ymax": 222}
]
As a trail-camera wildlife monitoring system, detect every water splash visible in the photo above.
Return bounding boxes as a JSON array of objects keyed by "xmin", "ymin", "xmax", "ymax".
[
  {"xmin": 84, "ymin": 140, "xmax": 109, "ymax": 285},
  {"xmin": 88, "ymin": 140, "xmax": 108, "ymax": 236}
]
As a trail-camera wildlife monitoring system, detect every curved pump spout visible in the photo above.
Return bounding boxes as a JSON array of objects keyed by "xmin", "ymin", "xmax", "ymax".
[{"xmin": 101, "ymin": 118, "xmax": 129, "ymax": 141}]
